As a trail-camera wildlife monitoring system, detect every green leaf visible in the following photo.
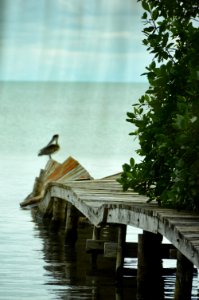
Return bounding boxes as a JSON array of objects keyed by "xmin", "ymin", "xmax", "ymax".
[
  {"xmin": 122, "ymin": 163, "xmax": 131, "ymax": 172},
  {"xmin": 144, "ymin": 26, "xmax": 155, "ymax": 33},
  {"xmin": 143, "ymin": 39, "xmax": 148, "ymax": 45},
  {"xmin": 152, "ymin": 9, "xmax": 159, "ymax": 20},
  {"xmin": 126, "ymin": 112, "xmax": 136, "ymax": 119},
  {"xmin": 142, "ymin": 1, "xmax": 150, "ymax": 12},
  {"xmin": 130, "ymin": 158, "xmax": 135, "ymax": 167},
  {"xmin": 173, "ymin": 114, "xmax": 187, "ymax": 130},
  {"xmin": 142, "ymin": 12, "xmax": 148, "ymax": 19},
  {"xmin": 149, "ymin": 61, "xmax": 156, "ymax": 70}
]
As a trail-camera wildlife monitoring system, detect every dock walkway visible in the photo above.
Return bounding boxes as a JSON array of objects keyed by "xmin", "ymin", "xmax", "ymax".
[{"xmin": 41, "ymin": 179, "xmax": 199, "ymax": 269}]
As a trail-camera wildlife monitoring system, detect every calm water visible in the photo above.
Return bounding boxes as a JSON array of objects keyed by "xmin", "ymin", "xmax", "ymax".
[{"xmin": 0, "ymin": 81, "xmax": 199, "ymax": 299}]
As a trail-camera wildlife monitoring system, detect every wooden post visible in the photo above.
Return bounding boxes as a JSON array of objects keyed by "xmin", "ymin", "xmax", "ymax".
[
  {"xmin": 116, "ymin": 224, "xmax": 127, "ymax": 282},
  {"xmin": 115, "ymin": 287, "xmax": 122, "ymax": 300},
  {"xmin": 50, "ymin": 197, "xmax": 66, "ymax": 231},
  {"xmin": 137, "ymin": 231, "xmax": 164, "ymax": 300},
  {"xmin": 64, "ymin": 203, "xmax": 79, "ymax": 245},
  {"xmin": 174, "ymin": 251, "xmax": 194, "ymax": 300},
  {"xmin": 91, "ymin": 226, "xmax": 101, "ymax": 268},
  {"xmin": 92, "ymin": 226, "xmax": 101, "ymax": 240}
]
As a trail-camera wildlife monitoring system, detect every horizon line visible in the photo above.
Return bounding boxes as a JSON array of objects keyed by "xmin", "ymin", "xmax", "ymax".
[{"xmin": 0, "ymin": 79, "xmax": 148, "ymax": 84}]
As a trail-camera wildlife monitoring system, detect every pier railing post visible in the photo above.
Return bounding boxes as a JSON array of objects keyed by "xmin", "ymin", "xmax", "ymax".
[
  {"xmin": 137, "ymin": 231, "xmax": 164, "ymax": 300},
  {"xmin": 116, "ymin": 224, "xmax": 127, "ymax": 282},
  {"xmin": 64, "ymin": 203, "xmax": 79, "ymax": 245},
  {"xmin": 174, "ymin": 251, "xmax": 194, "ymax": 300}
]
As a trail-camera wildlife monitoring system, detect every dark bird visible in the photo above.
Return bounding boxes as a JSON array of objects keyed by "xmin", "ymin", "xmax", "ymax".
[{"xmin": 38, "ymin": 134, "xmax": 60, "ymax": 159}]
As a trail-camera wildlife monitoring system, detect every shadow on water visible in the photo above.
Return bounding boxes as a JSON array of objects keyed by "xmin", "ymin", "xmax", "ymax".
[{"xmin": 32, "ymin": 212, "xmax": 137, "ymax": 300}]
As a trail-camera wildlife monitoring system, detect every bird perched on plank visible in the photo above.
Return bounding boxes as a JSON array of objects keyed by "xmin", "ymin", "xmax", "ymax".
[{"xmin": 38, "ymin": 134, "xmax": 60, "ymax": 159}]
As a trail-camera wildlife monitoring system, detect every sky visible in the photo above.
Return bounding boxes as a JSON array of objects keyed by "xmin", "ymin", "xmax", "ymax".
[{"xmin": 0, "ymin": 0, "xmax": 150, "ymax": 82}]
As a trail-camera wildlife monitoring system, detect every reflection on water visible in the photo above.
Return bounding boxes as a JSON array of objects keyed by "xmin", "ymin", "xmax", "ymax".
[
  {"xmin": 31, "ymin": 209, "xmax": 199, "ymax": 300},
  {"xmin": 33, "ymin": 214, "xmax": 138, "ymax": 300}
]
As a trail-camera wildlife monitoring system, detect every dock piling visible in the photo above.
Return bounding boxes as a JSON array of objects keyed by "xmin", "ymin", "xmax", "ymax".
[
  {"xmin": 64, "ymin": 203, "xmax": 79, "ymax": 245},
  {"xmin": 50, "ymin": 197, "xmax": 66, "ymax": 231},
  {"xmin": 92, "ymin": 225, "xmax": 101, "ymax": 240},
  {"xmin": 116, "ymin": 224, "xmax": 127, "ymax": 281},
  {"xmin": 91, "ymin": 226, "xmax": 101, "ymax": 268},
  {"xmin": 137, "ymin": 231, "xmax": 164, "ymax": 300},
  {"xmin": 174, "ymin": 251, "xmax": 194, "ymax": 300}
]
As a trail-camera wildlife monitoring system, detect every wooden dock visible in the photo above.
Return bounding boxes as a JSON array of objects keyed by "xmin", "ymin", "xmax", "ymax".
[
  {"xmin": 38, "ymin": 179, "xmax": 199, "ymax": 267},
  {"xmin": 20, "ymin": 156, "xmax": 199, "ymax": 300}
]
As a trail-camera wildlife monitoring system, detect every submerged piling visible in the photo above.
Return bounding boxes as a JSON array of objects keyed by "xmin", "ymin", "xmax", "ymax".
[
  {"xmin": 116, "ymin": 224, "xmax": 127, "ymax": 281},
  {"xmin": 174, "ymin": 251, "xmax": 194, "ymax": 300},
  {"xmin": 64, "ymin": 203, "xmax": 79, "ymax": 245},
  {"xmin": 50, "ymin": 197, "xmax": 66, "ymax": 231},
  {"xmin": 137, "ymin": 231, "xmax": 164, "ymax": 300},
  {"xmin": 91, "ymin": 226, "xmax": 101, "ymax": 268}
]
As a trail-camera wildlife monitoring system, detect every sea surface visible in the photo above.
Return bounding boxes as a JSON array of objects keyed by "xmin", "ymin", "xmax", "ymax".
[{"xmin": 0, "ymin": 81, "xmax": 199, "ymax": 299}]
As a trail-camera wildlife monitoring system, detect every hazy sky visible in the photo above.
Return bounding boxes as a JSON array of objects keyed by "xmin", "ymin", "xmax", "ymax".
[{"xmin": 0, "ymin": 0, "xmax": 150, "ymax": 82}]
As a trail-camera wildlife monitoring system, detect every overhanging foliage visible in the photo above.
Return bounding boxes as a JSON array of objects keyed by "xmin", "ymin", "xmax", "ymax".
[{"xmin": 119, "ymin": 0, "xmax": 199, "ymax": 210}]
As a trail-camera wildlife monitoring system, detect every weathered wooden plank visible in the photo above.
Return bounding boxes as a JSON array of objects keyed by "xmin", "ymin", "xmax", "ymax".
[
  {"xmin": 175, "ymin": 226, "xmax": 199, "ymax": 231},
  {"xmin": 88, "ymin": 239, "xmax": 176, "ymax": 259},
  {"xmin": 20, "ymin": 169, "xmax": 46, "ymax": 207},
  {"xmin": 157, "ymin": 219, "xmax": 199, "ymax": 268},
  {"xmin": 86, "ymin": 239, "xmax": 105, "ymax": 253},
  {"xmin": 102, "ymin": 173, "xmax": 122, "ymax": 180},
  {"xmin": 47, "ymin": 156, "xmax": 91, "ymax": 181},
  {"xmin": 78, "ymin": 197, "xmax": 146, "ymax": 205},
  {"xmin": 55, "ymin": 181, "xmax": 123, "ymax": 191},
  {"xmin": 75, "ymin": 194, "xmax": 145, "ymax": 201},
  {"xmin": 188, "ymin": 240, "xmax": 199, "ymax": 246},
  {"xmin": 73, "ymin": 192, "xmax": 140, "ymax": 199},
  {"xmin": 158, "ymin": 213, "xmax": 199, "ymax": 220},
  {"xmin": 164, "ymin": 221, "xmax": 199, "ymax": 227},
  {"xmin": 38, "ymin": 189, "xmax": 52, "ymax": 214},
  {"xmin": 104, "ymin": 242, "xmax": 118, "ymax": 257},
  {"xmin": 44, "ymin": 159, "xmax": 61, "ymax": 177}
]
